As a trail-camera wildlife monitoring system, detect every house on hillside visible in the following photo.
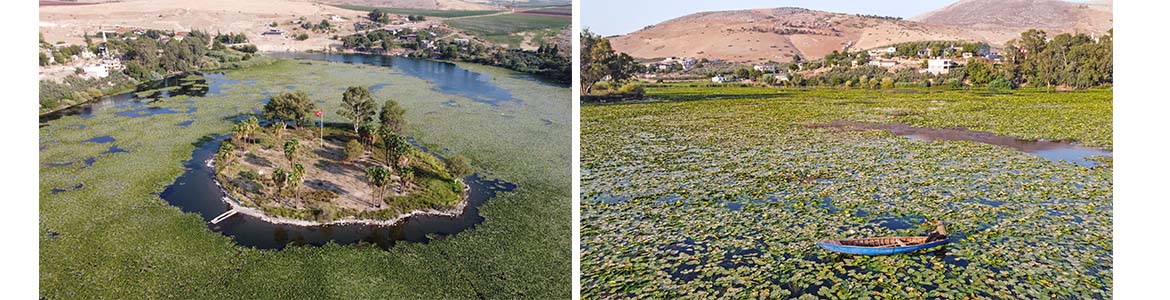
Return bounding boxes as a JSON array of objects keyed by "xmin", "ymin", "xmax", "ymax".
[
  {"xmin": 262, "ymin": 29, "xmax": 284, "ymax": 36},
  {"xmin": 868, "ymin": 47, "xmax": 897, "ymax": 57},
  {"xmin": 82, "ymin": 65, "xmax": 109, "ymax": 78},
  {"xmin": 453, "ymin": 38, "xmax": 469, "ymax": 45},
  {"xmin": 753, "ymin": 64, "xmax": 777, "ymax": 73},
  {"xmin": 917, "ymin": 49, "xmax": 932, "ymax": 57},
  {"xmin": 711, "ymin": 75, "xmax": 728, "ymax": 83},
  {"xmin": 868, "ymin": 59, "xmax": 897, "ymax": 68},
  {"xmin": 927, "ymin": 59, "xmax": 957, "ymax": 75}
]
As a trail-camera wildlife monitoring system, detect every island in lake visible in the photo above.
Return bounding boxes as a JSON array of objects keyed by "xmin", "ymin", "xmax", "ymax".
[{"xmin": 214, "ymin": 87, "xmax": 474, "ymax": 224}]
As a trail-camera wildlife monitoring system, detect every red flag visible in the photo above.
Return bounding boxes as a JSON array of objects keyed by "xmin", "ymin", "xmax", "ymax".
[{"xmin": 315, "ymin": 110, "xmax": 322, "ymax": 117}]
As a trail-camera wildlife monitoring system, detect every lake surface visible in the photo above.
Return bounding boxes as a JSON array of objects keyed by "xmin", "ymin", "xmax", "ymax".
[
  {"xmin": 266, "ymin": 52, "xmax": 524, "ymax": 106},
  {"xmin": 160, "ymin": 135, "xmax": 516, "ymax": 250}
]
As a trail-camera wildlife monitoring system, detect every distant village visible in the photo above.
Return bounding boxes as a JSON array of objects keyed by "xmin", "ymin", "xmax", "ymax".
[{"xmin": 638, "ymin": 42, "xmax": 1009, "ymax": 84}]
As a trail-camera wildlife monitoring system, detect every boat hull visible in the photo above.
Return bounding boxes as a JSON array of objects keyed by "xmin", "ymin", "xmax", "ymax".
[{"xmin": 816, "ymin": 237, "xmax": 949, "ymax": 255}]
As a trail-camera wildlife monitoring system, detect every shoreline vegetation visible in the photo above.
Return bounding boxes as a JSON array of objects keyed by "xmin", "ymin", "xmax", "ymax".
[
  {"xmin": 211, "ymin": 86, "xmax": 476, "ymax": 223},
  {"xmin": 39, "ymin": 29, "xmax": 277, "ymax": 115},
  {"xmin": 579, "ymin": 28, "xmax": 1113, "ymax": 102}
]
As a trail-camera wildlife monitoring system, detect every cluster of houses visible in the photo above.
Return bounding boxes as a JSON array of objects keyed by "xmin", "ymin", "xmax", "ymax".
[
  {"xmin": 645, "ymin": 56, "xmax": 698, "ymax": 72},
  {"xmin": 711, "ymin": 64, "xmax": 789, "ymax": 83}
]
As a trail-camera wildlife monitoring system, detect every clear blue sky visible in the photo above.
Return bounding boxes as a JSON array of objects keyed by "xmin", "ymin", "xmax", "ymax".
[{"xmin": 582, "ymin": 0, "xmax": 959, "ymax": 36}]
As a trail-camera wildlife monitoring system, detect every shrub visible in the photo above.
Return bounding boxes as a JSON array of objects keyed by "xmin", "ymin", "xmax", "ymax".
[
  {"xmin": 880, "ymin": 77, "xmax": 894, "ymax": 89},
  {"xmin": 344, "ymin": 139, "xmax": 364, "ymax": 162},
  {"xmin": 616, "ymin": 82, "xmax": 644, "ymax": 98},
  {"xmin": 988, "ymin": 77, "xmax": 1013, "ymax": 91},
  {"xmin": 593, "ymin": 81, "xmax": 610, "ymax": 92}
]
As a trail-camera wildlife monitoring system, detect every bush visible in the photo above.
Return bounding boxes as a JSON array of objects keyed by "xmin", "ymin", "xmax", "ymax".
[
  {"xmin": 344, "ymin": 139, "xmax": 364, "ymax": 162},
  {"xmin": 295, "ymin": 33, "xmax": 309, "ymax": 41},
  {"xmin": 593, "ymin": 81, "xmax": 610, "ymax": 91},
  {"xmin": 616, "ymin": 82, "xmax": 644, "ymax": 97},
  {"xmin": 880, "ymin": 77, "xmax": 894, "ymax": 89},
  {"xmin": 988, "ymin": 77, "xmax": 1013, "ymax": 91},
  {"xmin": 947, "ymin": 79, "xmax": 965, "ymax": 90}
]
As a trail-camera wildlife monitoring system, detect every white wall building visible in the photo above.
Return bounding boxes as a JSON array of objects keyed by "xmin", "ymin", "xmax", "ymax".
[{"xmin": 927, "ymin": 59, "xmax": 957, "ymax": 75}]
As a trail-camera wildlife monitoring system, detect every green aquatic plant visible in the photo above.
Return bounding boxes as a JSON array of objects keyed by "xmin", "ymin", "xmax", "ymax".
[
  {"xmin": 581, "ymin": 86, "xmax": 1112, "ymax": 298},
  {"xmin": 40, "ymin": 59, "xmax": 570, "ymax": 298}
]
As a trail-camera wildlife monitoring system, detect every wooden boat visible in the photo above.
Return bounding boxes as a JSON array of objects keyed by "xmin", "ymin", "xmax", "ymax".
[{"xmin": 816, "ymin": 236, "xmax": 948, "ymax": 255}]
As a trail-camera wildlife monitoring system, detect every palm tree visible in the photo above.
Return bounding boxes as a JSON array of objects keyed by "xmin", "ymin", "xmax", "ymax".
[
  {"xmin": 399, "ymin": 166, "xmax": 414, "ymax": 192},
  {"xmin": 365, "ymin": 166, "xmax": 391, "ymax": 205},
  {"xmin": 243, "ymin": 116, "xmax": 260, "ymax": 145},
  {"xmin": 289, "ymin": 163, "xmax": 305, "ymax": 201},
  {"xmin": 283, "ymin": 139, "xmax": 299, "ymax": 167},
  {"xmin": 271, "ymin": 167, "xmax": 289, "ymax": 203}
]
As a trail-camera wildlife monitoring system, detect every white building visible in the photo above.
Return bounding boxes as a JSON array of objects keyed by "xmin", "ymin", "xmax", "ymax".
[
  {"xmin": 774, "ymin": 74, "xmax": 789, "ymax": 82},
  {"xmin": 867, "ymin": 47, "xmax": 897, "ymax": 57},
  {"xmin": 453, "ymin": 38, "xmax": 469, "ymax": 45},
  {"xmin": 82, "ymin": 65, "xmax": 109, "ymax": 78},
  {"xmin": 711, "ymin": 75, "xmax": 728, "ymax": 83},
  {"xmin": 868, "ymin": 59, "xmax": 897, "ymax": 68},
  {"xmin": 962, "ymin": 52, "xmax": 974, "ymax": 59},
  {"xmin": 927, "ymin": 59, "xmax": 957, "ymax": 75},
  {"xmin": 753, "ymin": 64, "xmax": 777, "ymax": 73}
]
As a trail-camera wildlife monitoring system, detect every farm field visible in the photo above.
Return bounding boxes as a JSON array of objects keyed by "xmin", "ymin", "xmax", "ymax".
[
  {"xmin": 444, "ymin": 13, "xmax": 571, "ymax": 46},
  {"xmin": 40, "ymin": 58, "xmax": 571, "ymax": 298},
  {"xmin": 329, "ymin": 4, "xmax": 500, "ymax": 18},
  {"xmin": 580, "ymin": 87, "xmax": 1112, "ymax": 298}
]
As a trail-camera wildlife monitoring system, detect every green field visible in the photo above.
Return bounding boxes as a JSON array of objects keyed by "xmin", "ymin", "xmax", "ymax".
[
  {"xmin": 444, "ymin": 14, "xmax": 570, "ymax": 46},
  {"xmin": 330, "ymin": 5, "xmax": 500, "ymax": 18},
  {"xmin": 40, "ymin": 59, "xmax": 570, "ymax": 299},
  {"xmin": 581, "ymin": 87, "xmax": 1112, "ymax": 298}
]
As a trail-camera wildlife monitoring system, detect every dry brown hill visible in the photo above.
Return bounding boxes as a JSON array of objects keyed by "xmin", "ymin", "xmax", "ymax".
[
  {"xmin": 912, "ymin": 0, "xmax": 1112, "ymax": 42},
  {"xmin": 609, "ymin": 1, "xmax": 1112, "ymax": 63}
]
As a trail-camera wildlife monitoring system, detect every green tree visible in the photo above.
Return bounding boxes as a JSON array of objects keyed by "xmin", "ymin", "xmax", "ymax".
[
  {"xmin": 215, "ymin": 142, "xmax": 236, "ymax": 173},
  {"xmin": 379, "ymin": 128, "xmax": 410, "ymax": 169},
  {"xmin": 271, "ymin": 167, "xmax": 289, "ymax": 199},
  {"xmin": 447, "ymin": 154, "xmax": 473, "ymax": 179},
  {"xmin": 965, "ymin": 59, "xmax": 994, "ymax": 85},
  {"xmin": 368, "ymin": 9, "xmax": 389, "ymax": 23},
  {"xmin": 289, "ymin": 163, "xmax": 305, "ymax": 200},
  {"xmin": 264, "ymin": 91, "xmax": 317, "ymax": 126},
  {"xmin": 580, "ymin": 29, "xmax": 638, "ymax": 94},
  {"xmin": 365, "ymin": 166, "xmax": 391, "ymax": 204},
  {"xmin": 338, "ymin": 86, "xmax": 377, "ymax": 133},
  {"xmin": 379, "ymin": 99, "xmax": 407, "ymax": 134},
  {"xmin": 39, "ymin": 52, "xmax": 49, "ymax": 66},
  {"xmin": 400, "ymin": 166, "xmax": 414, "ymax": 189},
  {"xmin": 283, "ymin": 139, "xmax": 299, "ymax": 166}
]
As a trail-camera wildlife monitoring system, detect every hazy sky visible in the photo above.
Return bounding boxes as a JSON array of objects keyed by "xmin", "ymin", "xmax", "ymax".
[{"xmin": 582, "ymin": 0, "xmax": 958, "ymax": 36}]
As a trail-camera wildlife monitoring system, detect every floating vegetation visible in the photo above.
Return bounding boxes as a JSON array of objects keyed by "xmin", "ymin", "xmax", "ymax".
[
  {"xmin": 582, "ymin": 87, "xmax": 1112, "ymax": 299},
  {"xmin": 40, "ymin": 58, "xmax": 570, "ymax": 298}
]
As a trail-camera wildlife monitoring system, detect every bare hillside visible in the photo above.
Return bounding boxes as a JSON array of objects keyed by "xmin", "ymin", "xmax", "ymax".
[
  {"xmin": 610, "ymin": 8, "xmax": 978, "ymax": 64},
  {"xmin": 912, "ymin": 0, "xmax": 1111, "ymax": 35},
  {"xmin": 609, "ymin": 1, "xmax": 1112, "ymax": 63}
]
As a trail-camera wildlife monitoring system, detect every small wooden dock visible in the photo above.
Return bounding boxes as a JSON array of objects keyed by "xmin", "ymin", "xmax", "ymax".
[{"xmin": 210, "ymin": 209, "xmax": 239, "ymax": 224}]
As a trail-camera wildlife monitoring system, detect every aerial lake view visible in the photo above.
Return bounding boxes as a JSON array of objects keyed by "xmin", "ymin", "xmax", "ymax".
[{"xmin": 39, "ymin": 55, "xmax": 570, "ymax": 298}]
